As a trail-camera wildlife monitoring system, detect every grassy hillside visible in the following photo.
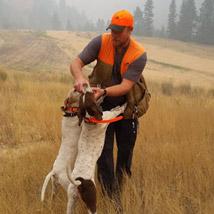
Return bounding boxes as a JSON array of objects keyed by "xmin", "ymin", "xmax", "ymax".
[
  {"xmin": 0, "ymin": 31, "xmax": 214, "ymax": 214},
  {"xmin": 0, "ymin": 31, "xmax": 70, "ymax": 72},
  {"xmin": 1, "ymin": 30, "xmax": 214, "ymax": 88},
  {"xmin": 142, "ymin": 37, "xmax": 214, "ymax": 89}
]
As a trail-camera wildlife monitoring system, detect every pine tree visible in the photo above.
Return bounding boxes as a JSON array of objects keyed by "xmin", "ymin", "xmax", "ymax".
[
  {"xmin": 143, "ymin": 0, "xmax": 154, "ymax": 37},
  {"xmin": 0, "ymin": 0, "xmax": 5, "ymax": 28},
  {"xmin": 96, "ymin": 18, "xmax": 105, "ymax": 32},
  {"xmin": 30, "ymin": 0, "xmax": 56, "ymax": 30},
  {"xmin": 0, "ymin": 0, "xmax": 11, "ymax": 28},
  {"xmin": 167, "ymin": 0, "xmax": 177, "ymax": 39},
  {"xmin": 159, "ymin": 26, "xmax": 167, "ymax": 38},
  {"xmin": 51, "ymin": 12, "xmax": 62, "ymax": 30},
  {"xmin": 59, "ymin": 0, "xmax": 66, "ymax": 30},
  {"xmin": 134, "ymin": 6, "xmax": 143, "ymax": 36},
  {"xmin": 153, "ymin": 26, "xmax": 167, "ymax": 38},
  {"xmin": 84, "ymin": 21, "xmax": 95, "ymax": 32},
  {"xmin": 177, "ymin": 0, "xmax": 197, "ymax": 41},
  {"xmin": 106, "ymin": 19, "xmax": 110, "ymax": 28},
  {"xmin": 66, "ymin": 7, "xmax": 92, "ymax": 31},
  {"xmin": 66, "ymin": 19, "xmax": 73, "ymax": 31},
  {"xmin": 196, "ymin": 0, "xmax": 214, "ymax": 44}
]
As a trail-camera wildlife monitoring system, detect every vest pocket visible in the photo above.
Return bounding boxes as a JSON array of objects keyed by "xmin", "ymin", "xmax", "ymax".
[{"xmin": 123, "ymin": 75, "xmax": 151, "ymax": 119}]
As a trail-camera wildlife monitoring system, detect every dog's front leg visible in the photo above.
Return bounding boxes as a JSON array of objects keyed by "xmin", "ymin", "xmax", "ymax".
[{"xmin": 66, "ymin": 183, "xmax": 78, "ymax": 214}]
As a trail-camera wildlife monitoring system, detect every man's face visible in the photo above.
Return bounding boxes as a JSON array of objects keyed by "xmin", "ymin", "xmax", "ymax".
[{"xmin": 111, "ymin": 27, "xmax": 132, "ymax": 48}]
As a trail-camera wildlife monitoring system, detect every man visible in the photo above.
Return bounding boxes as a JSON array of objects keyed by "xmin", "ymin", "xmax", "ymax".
[{"xmin": 70, "ymin": 9, "xmax": 147, "ymax": 199}]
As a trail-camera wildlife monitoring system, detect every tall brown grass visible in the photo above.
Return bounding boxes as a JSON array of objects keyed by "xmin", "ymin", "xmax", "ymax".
[{"xmin": 0, "ymin": 71, "xmax": 214, "ymax": 214}]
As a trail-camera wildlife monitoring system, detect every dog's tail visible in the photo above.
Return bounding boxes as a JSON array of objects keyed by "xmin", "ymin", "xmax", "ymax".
[
  {"xmin": 66, "ymin": 165, "xmax": 81, "ymax": 186},
  {"xmin": 41, "ymin": 171, "xmax": 54, "ymax": 202}
]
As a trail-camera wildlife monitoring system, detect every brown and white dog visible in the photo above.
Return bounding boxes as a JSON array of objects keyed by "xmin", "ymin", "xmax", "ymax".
[
  {"xmin": 41, "ymin": 84, "xmax": 102, "ymax": 203},
  {"xmin": 66, "ymin": 102, "xmax": 126, "ymax": 214},
  {"xmin": 41, "ymin": 91, "xmax": 82, "ymax": 201},
  {"xmin": 41, "ymin": 85, "xmax": 126, "ymax": 214}
]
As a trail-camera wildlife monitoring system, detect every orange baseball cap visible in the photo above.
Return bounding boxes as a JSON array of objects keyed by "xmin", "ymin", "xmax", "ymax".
[{"xmin": 106, "ymin": 10, "xmax": 134, "ymax": 32}]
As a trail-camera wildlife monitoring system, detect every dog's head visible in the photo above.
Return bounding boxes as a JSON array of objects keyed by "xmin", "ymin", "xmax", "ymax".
[
  {"xmin": 61, "ymin": 91, "xmax": 80, "ymax": 112},
  {"xmin": 78, "ymin": 88, "xmax": 103, "ymax": 125}
]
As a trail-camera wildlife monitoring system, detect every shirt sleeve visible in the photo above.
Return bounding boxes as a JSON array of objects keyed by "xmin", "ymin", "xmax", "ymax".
[
  {"xmin": 123, "ymin": 52, "xmax": 147, "ymax": 82},
  {"xmin": 78, "ymin": 35, "xmax": 102, "ymax": 65}
]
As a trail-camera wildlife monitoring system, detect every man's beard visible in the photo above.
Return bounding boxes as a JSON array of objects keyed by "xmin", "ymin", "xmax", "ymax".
[{"xmin": 113, "ymin": 37, "xmax": 130, "ymax": 49}]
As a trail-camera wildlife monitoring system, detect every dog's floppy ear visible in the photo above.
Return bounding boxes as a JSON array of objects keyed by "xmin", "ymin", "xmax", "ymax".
[
  {"xmin": 61, "ymin": 97, "xmax": 69, "ymax": 112},
  {"xmin": 78, "ymin": 94, "xmax": 86, "ymax": 126},
  {"xmin": 84, "ymin": 92, "xmax": 103, "ymax": 120},
  {"xmin": 90, "ymin": 104, "xmax": 103, "ymax": 120}
]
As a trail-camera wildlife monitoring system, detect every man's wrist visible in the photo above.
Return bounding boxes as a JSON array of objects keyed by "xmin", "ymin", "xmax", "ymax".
[{"xmin": 103, "ymin": 88, "xmax": 107, "ymax": 96}]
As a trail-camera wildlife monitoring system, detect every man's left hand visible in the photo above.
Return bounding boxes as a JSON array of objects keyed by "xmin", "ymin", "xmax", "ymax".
[{"xmin": 92, "ymin": 87, "xmax": 106, "ymax": 100}]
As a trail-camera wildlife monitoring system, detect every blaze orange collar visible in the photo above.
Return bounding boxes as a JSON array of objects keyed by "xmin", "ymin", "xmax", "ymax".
[
  {"xmin": 84, "ymin": 116, "xmax": 123, "ymax": 124},
  {"xmin": 62, "ymin": 106, "xmax": 79, "ymax": 117},
  {"xmin": 66, "ymin": 107, "xmax": 79, "ymax": 112}
]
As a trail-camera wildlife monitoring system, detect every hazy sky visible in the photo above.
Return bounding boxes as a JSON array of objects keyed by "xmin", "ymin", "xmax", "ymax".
[{"xmin": 65, "ymin": 0, "xmax": 203, "ymax": 29}]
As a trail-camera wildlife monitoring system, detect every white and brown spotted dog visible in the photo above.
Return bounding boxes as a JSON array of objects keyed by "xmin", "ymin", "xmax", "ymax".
[
  {"xmin": 41, "ymin": 91, "xmax": 82, "ymax": 201},
  {"xmin": 66, "ymin": 103, "xmax": 126, "ymax": 214},
  {"xmin": 41, "ymin": 85, "xmax": 125, "ymax": 214},
  {"xmin": 41, "ymin": 85, "xmax": 105, "ymax": 203}
]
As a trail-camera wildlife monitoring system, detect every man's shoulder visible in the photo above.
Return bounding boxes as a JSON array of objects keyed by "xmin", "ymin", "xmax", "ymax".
[
  {"xmin": 89, "ymin": 35, "xmax": 102, "ymax": 46},
  {"xmin": 136, "ymin": 52, "xmax": 147, "ymax": 67},
  {"xmin": 131, "ymin": 37, "xmax": 145, "ymax": 49},
  {"xmin": 78, "ymin": 35, "xmax": 102, "ymax": 65}
]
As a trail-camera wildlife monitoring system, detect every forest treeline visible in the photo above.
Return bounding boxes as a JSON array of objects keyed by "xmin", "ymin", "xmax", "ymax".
[{"xmin": 0, "ymin": 0, "xmax": 213, "ymax": 44}]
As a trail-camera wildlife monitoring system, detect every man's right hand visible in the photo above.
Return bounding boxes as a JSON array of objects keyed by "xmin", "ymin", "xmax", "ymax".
[{"xmin": 74, "ymin": 77, "xmax": 89, "ymax": 93}]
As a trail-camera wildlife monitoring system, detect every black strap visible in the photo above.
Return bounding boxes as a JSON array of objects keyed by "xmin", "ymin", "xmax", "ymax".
[{"xmin": 63, "ymin": 112, "xmax": 78, "ymax": 117}]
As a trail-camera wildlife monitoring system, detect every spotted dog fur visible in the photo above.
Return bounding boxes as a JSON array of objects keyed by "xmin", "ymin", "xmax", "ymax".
[
  {"xmin": 41, "ymin": 91, "xmax": 81, "ymax": 201},
  {"xmin": 66, "ymin": 105, "xmax": 126, "ymax": 214}
]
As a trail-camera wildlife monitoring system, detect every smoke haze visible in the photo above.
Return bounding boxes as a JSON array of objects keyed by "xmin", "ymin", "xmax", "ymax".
[{"xmin": 65, "ymin": 0, "xmax": 203, "ymax": 28}]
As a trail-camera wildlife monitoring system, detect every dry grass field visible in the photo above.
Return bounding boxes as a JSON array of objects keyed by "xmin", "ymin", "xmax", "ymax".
[{"xmin": 0, "ymin": 31, "xmax": 214, "ymax": 214}]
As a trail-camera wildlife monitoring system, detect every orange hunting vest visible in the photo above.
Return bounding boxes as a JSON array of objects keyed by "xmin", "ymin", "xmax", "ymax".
[
  {"xmin": 89, "ymin": 33, "xmax": 145, "ymax": 88},
  {"xmin": 88, "ymin": 33, "xmax": 150, "ymax": 119}
]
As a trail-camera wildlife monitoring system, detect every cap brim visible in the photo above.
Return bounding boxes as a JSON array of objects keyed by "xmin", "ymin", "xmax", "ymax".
[{"xmin": 106, "ymin": 24, "xmax": 125, "ymax": 32}]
